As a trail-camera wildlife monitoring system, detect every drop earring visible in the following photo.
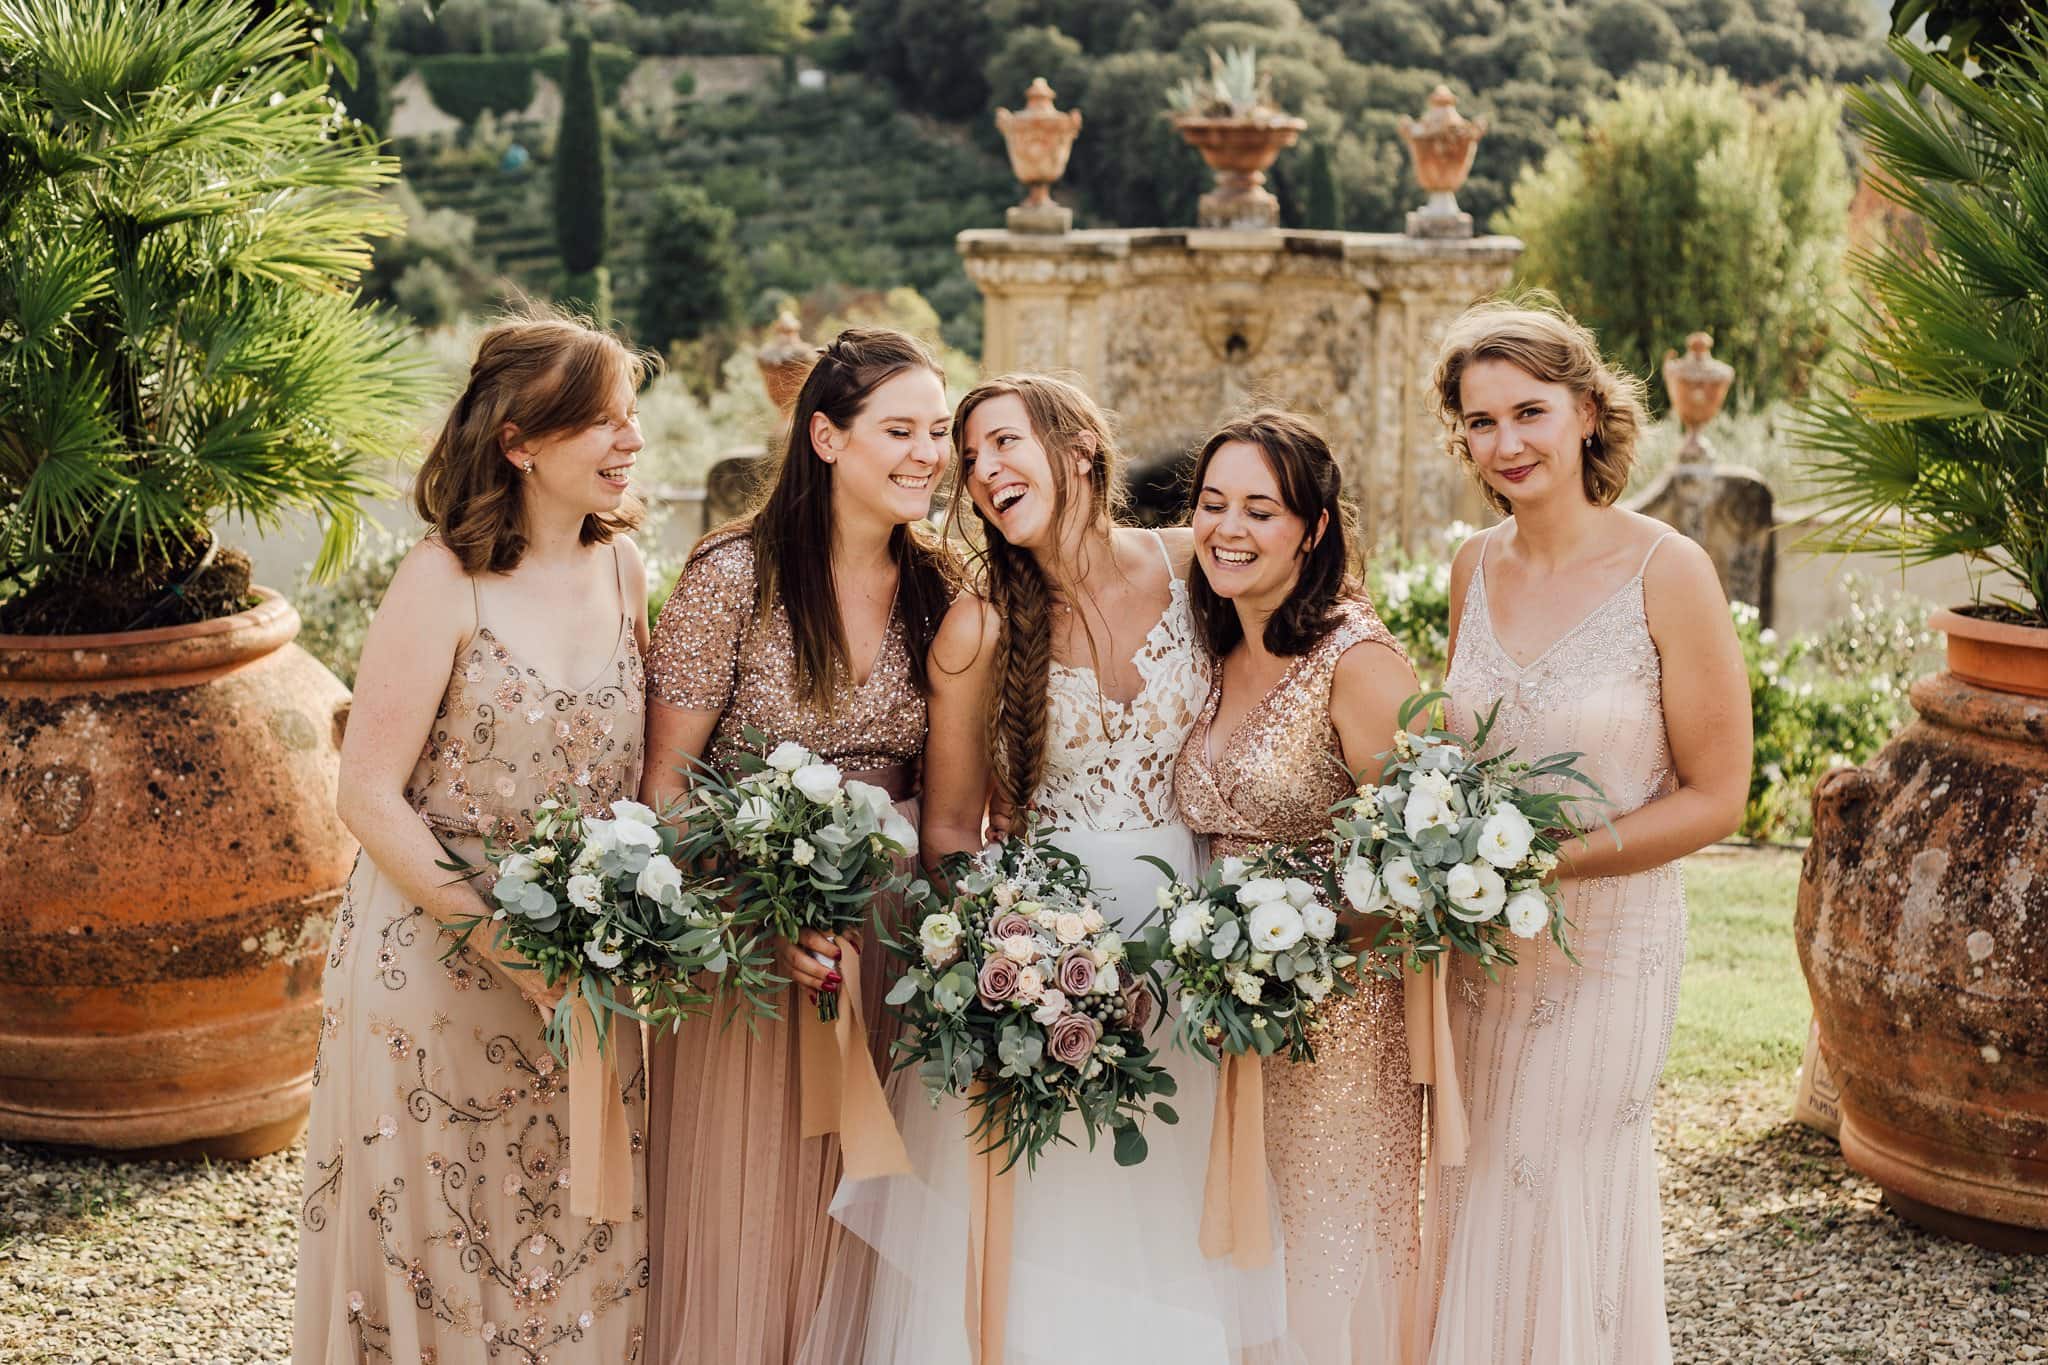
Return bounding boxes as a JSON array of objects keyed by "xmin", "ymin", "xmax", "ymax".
[{"xmin": 522, "ymin": 460, "xmax": 535, "ymax": 472}]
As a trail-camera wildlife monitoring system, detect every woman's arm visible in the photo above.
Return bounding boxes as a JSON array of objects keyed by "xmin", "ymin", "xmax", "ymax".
[
  {"xmin": 1554, "ymin": 536, "xmax": 1751, "ymax": 880},
  {"xmin": 1330, "ymin": 639, "xmax": 1422, "ymax": 783},
  {"xmin": 1442, "ymin": 530, "xmax": 1485, "ymax": 674},
  {"xmin": 620, "ymin": 534, "xmax": 652, "ymax": 658},
  {"xmin": 920, "ymin": 594, "xmax": 1001, "ymax": 870}
]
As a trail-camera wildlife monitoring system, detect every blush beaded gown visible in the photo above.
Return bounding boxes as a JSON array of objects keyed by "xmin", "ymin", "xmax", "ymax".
[
  {"xmin": 1426, "ymin": 526, "xmax": 1686, "ymax": 1365},
  {"xmin": 1175, "ymin": 596, "xmax": 1428, "ymax": 1365}
]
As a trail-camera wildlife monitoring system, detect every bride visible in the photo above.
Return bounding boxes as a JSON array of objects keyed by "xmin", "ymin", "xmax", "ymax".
[{"xmin": 816, "ymin": 375, "xmax": 1288, "ymax": 1363}]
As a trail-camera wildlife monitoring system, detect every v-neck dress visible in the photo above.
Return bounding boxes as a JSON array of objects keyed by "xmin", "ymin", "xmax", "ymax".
[
  {"xmin": 1176, "ymin": 595, "xmax": 1428, "ymax": 1365},
  {"xmin": 639, "ymin": 528, "xmax": 930, "ymax": 1365}
]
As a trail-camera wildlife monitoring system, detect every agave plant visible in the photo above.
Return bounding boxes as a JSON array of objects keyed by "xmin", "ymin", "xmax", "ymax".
[
  {"xmin": 0, "ymin": 0, "xmax": 439, "ymax": 629},
  {"xmin": 1790, "ymin": 31, "xmax": 2048, "ymax": 626},
  {"xmin": 1165, "ymin": 46, "xmax": 1274, "ymax": 121}
]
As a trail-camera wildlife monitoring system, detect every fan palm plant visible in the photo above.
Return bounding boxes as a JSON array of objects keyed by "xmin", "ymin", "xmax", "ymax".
[
  {"xmin": 0, "ymin": 0, "xmax": 438, "ymax": 632},
  {"xmin": 1791, "ymin": 29, "xmax": 2048, "ymax": 626}
]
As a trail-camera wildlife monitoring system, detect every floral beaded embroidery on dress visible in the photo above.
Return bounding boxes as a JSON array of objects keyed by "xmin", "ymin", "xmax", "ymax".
[
  {"xmin": 294, "ymin": 545, "xmax": 649, "ymax": 1365},
  {"xmin": 1426, "ymin": 525, "xmax": 1685, "ymax": 1365}
]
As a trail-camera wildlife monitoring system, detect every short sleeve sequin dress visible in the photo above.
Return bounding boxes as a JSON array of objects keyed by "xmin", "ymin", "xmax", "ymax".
[
  {"xmin": 1425, "ymin": 526, "xmax": 1686, "ymax": 1365},
  {"xmin": 1176, "ymin": 595, "xmax": 1428, "ymax": 1365},
  {"xmin": 293, "ymin": 543, "xmax": 649, "ymax": 1365},
  {"xmin": 640, "ymin": 529, "xmax": 929, "ymax": 1365}
]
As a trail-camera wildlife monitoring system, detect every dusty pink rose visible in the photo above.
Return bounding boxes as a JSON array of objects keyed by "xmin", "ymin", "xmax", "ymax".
[
  {"xmin": 1123, "ymin": 982, "xmax": 1154, "ymax": 1033},
  {"xmin": 990, "ymin": 911, "xmax": 1036, "ymax": 941},
  {"xmin": 1047, "ymin": 1012, "xmax": 1102, "ymax": 1067},
  {"xmin": 978, "ymin": 955, "xmax": 1022, "ymax": 1005},
  {"xmin": 1057, "ymin": 948, "xmax": 1098, "ymax": 997}
]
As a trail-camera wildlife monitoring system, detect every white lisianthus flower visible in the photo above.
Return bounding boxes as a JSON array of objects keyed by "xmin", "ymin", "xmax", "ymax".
[
  {"xmin": 609, "ymin": 799, "xmax": 661, "ymax": 830},
  {"xmin": 791, "ymin": 762, "xmax": 844, "ymax": 804},
  {"xmin": 732, "ymin": 795, "xmax": 776, "ymax": 834},
  {"xmin": 584, "ymin": 938, "xmax": 624, "ymax": 969},
  {"xmin": 1340, "ymin": 856, "xmax": 1384, "ymax": 914},
  {"xmin": 1477, "ymin": 804, "xmax": 1536, "ymax": 869},
  {"xmin": 919, "ymin": 911, "xmax": 964, "ymax": 965},
  {"xmin": 565, "ymin": 873, "xmax": 603, "ymax": 912},
  {"xmin": 842, "ymin": 779, "xmax": 895, "ymax": 823},
  {"xmin": 1053, "ymin": 912, "xmax": 1089, "ymax": 946},
  {"xmin": 1382, "ymin": 856, "xmax": 1425, "ymax": 910},
  {"xmin": 766, "ymin": 741, "xmax": 811, "ymax": 773},
  {"xmin": 636, "ymin": 855, "xmax": 683, "ymax": 905},
  {"xmin": 1032, "ymin": 990, "xmax": 1069, "ymax": 1025},
  {"xmin": 1411, "ymin": 769, "xmax": 1457, "ymax": 805},
  {"xmin": 1283, "ymin": 877, "xmax": 1318, "ymax": 909},
  {"xmin": 1235, "ymin": 877, "xmax": 1289, "ymax": 908},
  {"xmin": 1301, "ymin": 902, "xmax": 1338, "ymax": 941},
  {"xmin": 1230, "ymin": 971, "xmax": 1264, "ymax": 1006},
  {"xmin": 1168, "ymin": 906, "xmax": 1213, "ymax": 951},
  {"xmin": 1092, "ymin": 960, "xmax": 1120, "ymax": 995},
  {"xmin": 497, "ymin": 851, "xmax": 541, "ymax": 883},
  {"xmin": 1403, "ymin": 790, "xmax": 1457, "ymax": 838},
  {"xmin": 1095, "ymin": 930, "xmax": 1125, "ymax": 962},
  {"xmin": 1504, "ymin": 890, "xmax": 1551, "ymax": 939},
  {"xmin": 1218, "ymin": 855, "xmax": 1249, "ymax": 885},
  {"xmin": 791, "ymin": 838, "xmax": 816, "ymax": 868},
  {"xmin": 1247, "ymin": 901, "xmax": 1307, "ymax": 952},
  {"xmin": 1446, "ymin": 861, "xmax": 1508, "ymax": 922},
  {"xmin": 880, "ymin": 810, "xmax": 919, "ymax": 855}
]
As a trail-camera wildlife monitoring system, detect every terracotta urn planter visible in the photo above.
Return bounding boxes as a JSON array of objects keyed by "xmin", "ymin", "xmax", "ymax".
[
  {"xmin": 1661, "ymin": 331, "xmax": 1735, "ymax": 463},
  {"xmin": 1797, "ymin": 611, "xmax": 2048, "ymax": 1248},
  {"xmin": 0, "ymin": 589, "xmax": 353, "ymax": 1157},
  {"xmin": 996, "ymin": 76, "xmax": 1082, "ymax": 234},
  {"xmin": 1172, "ymin": 115, "xmax": 1305, "ymax": 230},
  {"xmin": 1398, "ymin": 85, "xmax": 1487, "ymax": 238},
  {"xmin": 755, "ymin": 309, "xmax": 815, "ymax": 417}
]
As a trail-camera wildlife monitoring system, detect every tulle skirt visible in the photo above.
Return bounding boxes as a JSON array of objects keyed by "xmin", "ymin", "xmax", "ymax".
[{"xmin": 817, "ymin": 822, "xmax": 1290, "ymax": 1364}]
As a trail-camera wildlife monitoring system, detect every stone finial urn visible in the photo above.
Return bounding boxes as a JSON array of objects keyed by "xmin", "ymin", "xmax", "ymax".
[
  {"xmin": 996, "ymin": 77, "xmax": 1082, "ymax": 235},
  {"xmin": 1173, "ymin": 115, "xmax": 1306, "ymax": 230},
  {"xmin": 1663, "ymin": 332, "xmax": 1735, "ymax": 462},
  {"xmin": 1399, "ymin": 85, "xmax": 1487, "ymax": 238},
  {"xmin": 755, "ymin": 310, "xmax": 815, "ymax": 415}
]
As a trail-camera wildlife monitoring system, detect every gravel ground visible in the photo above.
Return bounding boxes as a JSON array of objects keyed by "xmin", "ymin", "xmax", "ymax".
[{"xmin": 3, "ymin": 1086, "xmax": 2044, "ymax": 1363}]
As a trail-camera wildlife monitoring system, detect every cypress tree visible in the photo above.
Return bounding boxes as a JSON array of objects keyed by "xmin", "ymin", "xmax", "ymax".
[
  {"xmin": 554, "ymin": 27, "xmax": 609, "ymax": 318},
  {"xmin": 1305, "ymin": 141, "xmax": 1341, "ymax": 230}
]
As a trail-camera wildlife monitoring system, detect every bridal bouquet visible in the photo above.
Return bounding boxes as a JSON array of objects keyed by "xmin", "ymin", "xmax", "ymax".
[
  {"xmin": 1141, "ymin": 848, "xmax": 1358, "ymax": 1065},
  {"xmin": 884, "ymin": 825, "xmax": 1178, "ymax": 1173},
  {"xmin": 671, "ymin": 726, "xmax": 923, "ymax": 1022},
  {"xmin": 1331, "ymin": 690, "xmax": 1605, "ymax": 975},
  {"xmin": 442, "ymin": 797, "xmax": 772, "ymax": 1063}
]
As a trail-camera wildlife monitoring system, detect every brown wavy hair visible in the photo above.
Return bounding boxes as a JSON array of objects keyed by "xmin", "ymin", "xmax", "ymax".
[
  {"xmin": 414, "ymin": 307, "xmax": 652, "ymax": 574},
  {"xmin": 696, "ymin": 326, "xmax": 956, "ymax": 709},
  {"xmin": 1186, "ymin": 409, "xmax": 1360, "ymax": 659},
  {"xmin": 947, "ymin": 374, "xmax": 1125, "ymax": 815},
  {"xmin": 1429, "ymin": 298, "xmax": 1648, "ymax": 516}
]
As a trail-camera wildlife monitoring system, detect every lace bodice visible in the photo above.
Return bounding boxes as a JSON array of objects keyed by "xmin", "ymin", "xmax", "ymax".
[
  {"xmin": 1446, "ymin": 525, "xmax": 1677, "ymax": 818},
  {"xmin": 1031, "ymin": 533, "xmax": 1209, "ymax": 834}
]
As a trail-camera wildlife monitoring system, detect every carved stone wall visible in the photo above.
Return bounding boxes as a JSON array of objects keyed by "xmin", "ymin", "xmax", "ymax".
[{"xmin": 959, "ymin": 227, "xmax": 1521, "ymax": 547}]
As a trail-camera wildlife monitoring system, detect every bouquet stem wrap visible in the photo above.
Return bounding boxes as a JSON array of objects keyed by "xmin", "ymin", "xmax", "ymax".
[
  {"xmin": 964, "ymin": 1079, "xmax": 1016, "ymax": 1365},
  {"xmin": 567, "ymin": 997, "xmax": 636, "ymax": 1223},
  {"xmin": 1402, "ymin": 959, "xmax": 1468, "ymax": 1168},
  {"xmin": 1198, "ymin": 1051, "xmax": 1272, "ymax": 1268},
  {"xmin": 797, "ymin": 940, "xmax": 911, "ymax": 1178}
]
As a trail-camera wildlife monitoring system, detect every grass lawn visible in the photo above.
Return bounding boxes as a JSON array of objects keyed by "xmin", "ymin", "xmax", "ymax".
[{"xmin": 1668, "ymin": 844, "xmax": 1810, "ymax": 1099}]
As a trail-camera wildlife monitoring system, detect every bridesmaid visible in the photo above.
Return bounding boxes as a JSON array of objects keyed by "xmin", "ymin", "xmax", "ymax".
[
  {"xmin": 638, "ymin": 327, "xmax": 956, "ymax": 1365},
  {"xmin": 1174, "ymin": 410, "xmax": 1429, "ymax": 1364},
  {"xmin": 295, "ymin": 311, "xmax": 653, "ymax": 1362},
  {"xmin": 1424, "ymin": 301, "xmax": 1749, "ymax": 1364}
]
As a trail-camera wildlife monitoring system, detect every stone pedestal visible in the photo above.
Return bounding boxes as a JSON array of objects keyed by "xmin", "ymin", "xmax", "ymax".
[
  {"xmin": 958, "ymin": 226, "xmax": 1522, "ymax": 546},
  {"xmin": 1627, "ymin": 460, "xmax": 1776, "ymax": 621}
]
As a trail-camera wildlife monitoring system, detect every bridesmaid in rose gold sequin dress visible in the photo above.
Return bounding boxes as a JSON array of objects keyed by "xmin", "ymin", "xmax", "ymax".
[
  {"xmin": 1174, "ymin": 413, "xmax": 1429, "ymax": 1365},
  {"xmin": 638, "ymin": 330, "xmax": 958, "ymax": 1365}
]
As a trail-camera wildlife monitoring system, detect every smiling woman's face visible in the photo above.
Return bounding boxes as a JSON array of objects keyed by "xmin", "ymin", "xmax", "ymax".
[
  {"xmin": 1457, "ymin": 358, "xmax": 1595, "ymax": 508},
  {"xmin": 959, "ymin": 391, "xmax": 1089, "ymax": 552}
]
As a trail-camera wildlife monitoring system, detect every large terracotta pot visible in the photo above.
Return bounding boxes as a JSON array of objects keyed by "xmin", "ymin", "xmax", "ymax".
[
  {"xmin": 1172, "ymin": 114, "xmax": 1305, "ymax": 230},
  {"xmin": 1797, "ymin": 612, "xmax": 2048, "ymax": 1249},
  {"xmin": 0, "ymin": 588, "xmax": 352, "ymax": 1157}
]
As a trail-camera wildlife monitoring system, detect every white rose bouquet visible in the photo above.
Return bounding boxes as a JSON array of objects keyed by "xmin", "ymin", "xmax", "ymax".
[
  {"xmin": 441, "ymin": 797, "xmax": 773, "ymax": 1063},
  {"xmin": 1331, "ymin": 690, "xmax": 1607, "ymax": 976},
  {"xmin": 1140, "ymin": 848, "xmax": 1358, "ymax": 1065},
  {"xmin": 671, "ymin": 726, "xmax": 924, "ymax": 1022},
  {"xmin": 883, "ymin": 824, "xmax": 1178, "ymax": 1173}
]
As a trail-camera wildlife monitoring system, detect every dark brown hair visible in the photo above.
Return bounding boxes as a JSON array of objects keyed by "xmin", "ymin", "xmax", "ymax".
[
  {"xmin": 1430, "ymin": 298, "xmax": 1648, "ymax": 516},
  {"xmin": 1187, "ymin": 409, "xmax": 1358, "ymax": 659},
  {"xmin": 414, "ymin": 306, "xmax": 651, "ymax": 573},
  {"xmin": 946, "ymin": 374, "xmax": 1125, "ymax": 815},
  {"xmin": 695, "ymin": 326, "xmax": 956, "ymax": 708}
]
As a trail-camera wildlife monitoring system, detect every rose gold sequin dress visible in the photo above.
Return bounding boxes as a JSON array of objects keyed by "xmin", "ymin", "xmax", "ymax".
[
  {"xmin": 295, "ymin": 545, "xmax": 648, "ymax": 1365},
  {"xmin": 1425, "ymin": 526, "xmax": 1685, "ymax": 1365},
  {"xmin": 640, "ymin": 529, "xmax": 928, "ymax": 1365},
  {"xmin": 1177, "ymin": 596, "xmax": 1428, "ymax": 1365}
]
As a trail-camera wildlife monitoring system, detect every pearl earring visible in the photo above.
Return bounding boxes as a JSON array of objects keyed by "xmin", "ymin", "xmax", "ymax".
[{"xmin": 522, "ymin": 460, "xmax": 534, "ymax": 472}]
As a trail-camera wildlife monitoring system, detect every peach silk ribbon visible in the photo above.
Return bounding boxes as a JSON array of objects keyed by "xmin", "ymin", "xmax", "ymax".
[
  {"xmin": 797, "ymin": 939, "xmax": 912, "ymax": 1179},
  {"xmin": 566, "ymin": 996, "xmax": 636, "ymax": 1223},
  {"xmin": 1198, "ymin": 1050, "xmax": 1272, "ymax": 1267},
  {"xmin": 1403, "ymin": 957, "xmax": 1469, "ymax": 1167},
  {"xmin": 963, "ymin": 1081, "xmax": 1017, "ymax": 1365}
]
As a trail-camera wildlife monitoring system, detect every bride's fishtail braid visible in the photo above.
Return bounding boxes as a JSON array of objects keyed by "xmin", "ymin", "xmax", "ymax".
[{"xmin": 988, "ymin": 538, "xmax": 1053, "ymax": 816}]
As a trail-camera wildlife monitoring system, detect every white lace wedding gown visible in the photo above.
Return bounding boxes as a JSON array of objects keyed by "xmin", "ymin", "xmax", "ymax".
[{"xmin": 825, "ymin": 532, "xmax": 1289, "ymax": 1364}]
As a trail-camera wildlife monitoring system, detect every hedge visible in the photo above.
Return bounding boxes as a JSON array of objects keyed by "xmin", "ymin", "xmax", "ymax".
[{"xmin": 414, "ymin": 44, "xmax": 635, "ymax": 124}]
